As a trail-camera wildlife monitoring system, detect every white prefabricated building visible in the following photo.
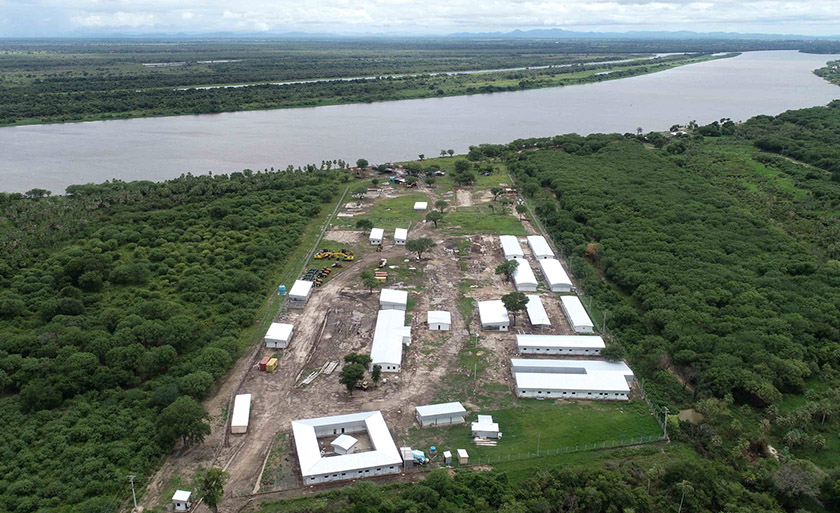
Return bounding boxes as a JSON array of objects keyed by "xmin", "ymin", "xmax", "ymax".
[
  {"xmin": 394, "ymin": 228, "xmax": 408, "ymax": 245},
  {"xmin": 231, "ymin": 393, "xmax": 252, "ymax": 434},
  {"xmin": 370, "ymin": 309, "xmax": 411, "ymax": 373},
  {"xmin": 538, "ymin": 259, "xmax": 573, "ymax": 292},
  {"xmin": 477, "ymin": 300, "xmax": 510, "ymax": 331},
  {"xmin": 415, "ymin": 402, "xmax": 467, "ymax": 427},
  {"xmin": 292, "ymin": 410, "xmax": 402, "ymax": 484},
  {"xmin": 513, "ymin": 359, "xmax": 631, "ymax": 400},
  {"xmin": 414, "ymin": 202, "xmax": 428, "ymax": 211},
  {"xmin": 516, "ymin": 334, "xmax": 605, "ymax": 355},
  {"xmin": 524, "ymin": 295, "xmax": 551, "ymax": 328},
  {"xmin": 370, "ymin": 227, "xmax": 384, "ymax": 245},
  {"xmin": 499, "ymin": 235, "xmax": 525, "ymax": 260},
  {"xmin": 513, "ymin": 261, "xmax": 538, "ymax": 292},
  {"xmin": 331, "ymin": 434, "xmax": 359, "ymax": 455},
  {"xmin": 510, "ymin": 358, "xmax": 634, "ymax": 383},
  {"xmin": 265, "ymin": 322, "xmax": 294, "ymax": 349},
  {"xmin": 527, "ymin": 235, "xmax": 555, "ymax": 260},
  {"xmin": 288, "ymin": 280, "xmax": 313, "ymax": 309},
  {"xmin": 172, "ymin": 490, "xmax": 192, "ymax": 512},
  {"xmin": 471, "ymin": 415, "xmax": 501, "ymax": 439},
  {"xmin": 380, "ymin": 288, "xmax": 408, "ymax": 310},
  {"xmin": 427, "ymin": 310, "xmax": 451, "ymax": 331},
  {"xmin": 560, "ymin": 295, "xmax": 595, "ymax": 334}
]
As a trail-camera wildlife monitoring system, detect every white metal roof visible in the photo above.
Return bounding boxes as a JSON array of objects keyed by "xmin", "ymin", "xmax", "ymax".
[
  {"xmin": 231, "ymin": 393, "xmax": 251, "ymax": 428},
  {"xmin": 172, "ymin": 490, "xmax": 192, "ymax": 502},
  {"xmin": 415, "ymin": 402, "xmax": 466, "ymax": 418},
  {"xmin": 394, "ymin": 228, "xmax": 408, "ymax": 239},
  {"xmin": 427, "ymin": 310, "xmax": 451, "ymax": 325},
  {"xmin": 478, "ymin": 300, "xmax": 509, "ymax": 325},
  {"xmin": 499, "ymin": 235, "xmax": 525, "ymax": 259},
  {"xmin": 289, "ymin": 280, "xmax": 313, "ymax": 300},
  {"xmin": 560, "ymin": 296, "xmax": 594, "ymax": 329},
  {"xmin": 538, "ymin": 259, "xmax": 572, "ymax": 289},
  {"xmin": 370, "ymin": 310, "xmax": 411, "ymax": 367},
  {"xmin": 511, "ymin": 358, "xmax": 633, "ymax": 379},
  {"xmin": 516, "ymin": 334, "xmax": 605, "ymax": 349},
  {"xmin": 414, "ymin": 201, "xmax": 428, "ymax": 210},
  {"xmin": 370, "ymin": 227, "xmax": 384, "ymax": 239},
  {"xmin": 472, "ymin": 415, "xmax": 499, "ymax": 433},
  {"xmin": 513, "ymin": 261, "xmax": 538, "ymax": 288},
  {"xmin": 457, "ymin": 449, "xmax": 469, "ymax": 458},
  {"xmin": 292, "ymin": 411, "xmax": 402, "ymax": 477},
  {"xmin": 265, "ymin": 322, "xmax": 293, "ymax": 341},
  {"xmin": 524, "ymin": 295, "xmax": 550, "ymax": 327},
  {"xmin": 380, "ymin": 288, "xmax": 408, "ymax": 307},
  {"xmin": 331, "ymin": 434, "xmax": 358, "ymax": 452},
  {"xmin": 514, "ymin": 371, "xmax": 630, "ymax": 393},
  {"xmin": 527, "ymin": 235, "xmax": 555, "ymax": 258}
]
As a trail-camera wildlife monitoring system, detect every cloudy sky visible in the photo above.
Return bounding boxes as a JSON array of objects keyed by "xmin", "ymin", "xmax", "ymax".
[{"xmin": 1, "ymin": 0, "xmax": 839, "ymax": 37}]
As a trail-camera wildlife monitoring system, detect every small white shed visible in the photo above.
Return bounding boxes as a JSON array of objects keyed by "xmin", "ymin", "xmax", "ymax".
[
  {"xmin": 415, "ymin": 402, "xmax": 467, "ymax": 427},
  {"xmin": 457, "ymin": 448, "xmax": 469, "ymax": 465},
  {"xmin": 560, "ymin": 296, "xmax": 595, "ymax": 334},
  {"xmin": 331, "ymin": 434, "xmax": 359, "ymax": 455},
  {"xmin": 513, "ymin": 261, "xmax": 538, "ymax": 292},
  {"xmin": 477, "ymin": 300, "xmax": 510, "ymax": 331},
  {"xmin": 427, "ymin": 310, "xmax": 451, "ymax": 331},
  {"xmin": 231, "ymin": 393, "xmax": 252, "ymax": 434},
  {"xmin": 443, "ymin": 450, "xmax": 452, "ymax": 464},
  {"xmin": 414, "ymin": 202, "xmax": 428, "ymax": 211},
  {"xmin": 370, "ymin": 227, "xmax": 384, "ymax": 245},
  {"xmin": 380, "ymin": 288, "xmax": 408, "ymax": 310},
  {"xmin": 172, "ymin": 490, "xmax": 192, "ymax": 512},
  {"xmin": 265, "ymin": 322, "xmax": 294, "ymax": 349},
  {"xmin": 288, "ymin": 280, "xmax": 313, "ymax": 309},
  {"xmin": 527, "ymin": 235, "xmax": 555, "ymax": 259},
  {"xmin": 394, "ymin": 228, "xmax": 408, "ymax": 245},
  {"xmin": 471, "ymin": 415, "xmax": 501, "ymax": 439},
  {"xmin": 499, "ymin": 235, "xmax": 525, "ymax": 260}
]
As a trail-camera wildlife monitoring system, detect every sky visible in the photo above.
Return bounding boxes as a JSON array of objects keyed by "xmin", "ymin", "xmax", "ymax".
[{"xmin": 1, "ymin": 0, "xmax": 839, "ymax": 37}]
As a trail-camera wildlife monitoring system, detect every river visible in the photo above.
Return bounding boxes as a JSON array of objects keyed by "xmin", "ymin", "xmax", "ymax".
[{"xmin": 0, "ymin": 50, "xmax": 837, "ymax": 193}]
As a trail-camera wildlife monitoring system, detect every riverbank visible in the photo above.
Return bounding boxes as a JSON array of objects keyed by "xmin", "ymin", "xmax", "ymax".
[{"xmin": 0, "ymin": 53, "xmax": 732, "ymax": 128}]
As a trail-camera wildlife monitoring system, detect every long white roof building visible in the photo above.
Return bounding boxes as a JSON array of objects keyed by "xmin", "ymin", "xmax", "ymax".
[
  {"xmin": 478, "ymin": 300, "xmax": 510, "ymax": 330},
  {"xmin": 292, "ymin": 411, "xmax": 402, "ymax": 484},
  {"xmin": 524, "ymin": 295, "xmax": 550, "ymax": 328},
  {"xmin": 370, "ymin": 310, "xmax": 411, "ymax": 372},
  {"xmin": 512, "ymin": 358, "xmax": 633, "ymax": 400},
  {"xmin": 513, "ymin": 261, "xmax": 538, "ymax": 292},
  {"xmin": 560, "ymin": 295, "xmax": 595, "ymax": 333},
  {"xmin": 538, "ymin": 259, "xmax": 573, "ymax": 292},
  {"xmin": 499, "ymin": 235, "xmax": 525, "ymax": 260},
  {"xmin": 516, "ymin": 334, "xmax": 604, "ymax": 355},
  {"xmin": 380, "ymin": 288, "xmax": 408, "ymax": 310},
  {"xmin": 527, "ymin": 235, "xmax": 555, "ymax": 259},
  {"xmin": 511, "ymin": 358, "xmax": 634, "ymax": 381}
]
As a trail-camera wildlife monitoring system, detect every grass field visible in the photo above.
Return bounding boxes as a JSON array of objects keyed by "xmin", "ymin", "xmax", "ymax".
[
  {"xmin": 444, "ymin": 206, "xmax": 528, "ymax": 235},
  {"xmin": 335, "ymin": 192, "xmax": 430, "ymax": 231},
  {"xmin": 403, "ymin": 400, "xmax": 663, "ymax": 468}
]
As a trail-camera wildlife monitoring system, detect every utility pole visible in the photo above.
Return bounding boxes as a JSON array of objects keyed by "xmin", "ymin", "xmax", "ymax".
[
  {"xmin": 678, "ymin": 479, "xmax": 688, "ymax": 513},
  {"xmin": 128, "ymin": 474, "xmax": 137, "ymax": 511},
  {"xmin": 662, "ymin": 407, "xmax": 670, "ymax": 440},
  {"xmin": 537, "ymin": 433, "xmax": 541, "ymax": 456}
]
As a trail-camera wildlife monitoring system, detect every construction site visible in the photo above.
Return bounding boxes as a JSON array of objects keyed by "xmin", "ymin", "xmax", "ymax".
[{"xmin": 139, "ymin": 167, "xmax": 664, "ymax": 513}]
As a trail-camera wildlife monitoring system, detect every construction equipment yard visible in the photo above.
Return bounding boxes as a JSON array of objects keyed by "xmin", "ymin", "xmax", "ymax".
[{"xmin": 139, "ymin": 169, "xmax": 663, "ymax": 512}]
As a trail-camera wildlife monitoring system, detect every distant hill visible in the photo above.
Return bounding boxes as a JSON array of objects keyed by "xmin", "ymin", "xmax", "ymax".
[{"xmin": 446, "ymin": 28, "xmax": 840, "ymax": 40}]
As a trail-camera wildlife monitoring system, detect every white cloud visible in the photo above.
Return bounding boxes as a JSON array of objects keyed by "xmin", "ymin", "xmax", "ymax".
[{"xmin": 3, "ymin": 0, "xmax": 840, "ymax": 35}]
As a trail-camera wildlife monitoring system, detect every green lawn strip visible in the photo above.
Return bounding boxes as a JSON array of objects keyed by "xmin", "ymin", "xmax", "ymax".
[
  {"xmin": 444, "ymin": 205, "xmax": 527, "ymax": 235},
  {"xmin": 334, "ymin": 192, "xmax": 430, "ymax": 231},
  {"xmin": 403, "ymin": 400, "xmax": 662, "ymax": 469}
]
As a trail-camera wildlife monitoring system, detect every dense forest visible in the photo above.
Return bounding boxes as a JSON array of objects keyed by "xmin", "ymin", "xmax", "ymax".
[
  {"xmin": 0, "ymin": 169, "xmax": 345, "ymax": 512},
  {"xmin": 0, "ymin": 46, "xmax": 721, "ymax": 126}
]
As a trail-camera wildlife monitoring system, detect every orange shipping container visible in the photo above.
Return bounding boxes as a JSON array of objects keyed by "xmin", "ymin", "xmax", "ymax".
[{"xmin": 259, "ymin": 356, "xmax": 271, "ymax": 371}]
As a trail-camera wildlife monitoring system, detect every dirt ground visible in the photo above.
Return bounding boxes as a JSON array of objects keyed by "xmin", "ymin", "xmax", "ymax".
[{"xmin": 137, "ymin": 181, "xmax": 585, "ymax": 513}]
